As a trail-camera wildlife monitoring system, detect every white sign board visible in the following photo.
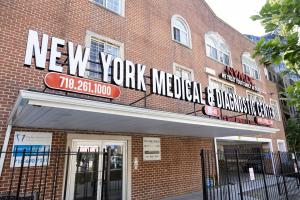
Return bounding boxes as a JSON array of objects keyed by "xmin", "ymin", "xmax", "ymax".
[
  {"xmin": 249, "ymin": 168, "xmax": 255, "ymax": 181},
  {"xmin": 11, "ymin": 132, "xmax": 52, "ymax": 167},
  {"xmin": 143, "ymin": 137, "xmax": 161, "ymax": 161}
]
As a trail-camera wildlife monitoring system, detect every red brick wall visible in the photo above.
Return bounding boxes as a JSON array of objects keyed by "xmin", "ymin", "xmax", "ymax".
[
  {"xmin": 0, "ymin": 129, "xmax": 66, "ymax": 199},
  {"xmin": 0, "ymin": 0, "xmax": 287, "ymax": 199},
  {"xmin": 0, "ymin": 129, "xmax": 213, "ymax": 199},
  {"xmin": 0, "ymin": 0, "xmax": 286, "ymax": 143},
  {"xmin": 131, "ymin": 135, "xmax": 213, "ymax": 200}
]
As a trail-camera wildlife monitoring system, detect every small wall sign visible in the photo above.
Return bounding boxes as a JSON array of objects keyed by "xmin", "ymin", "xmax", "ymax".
[
  {"xmin": 11, "ymin": 132, "xmax": 52, "ymax": 167},
  {"xmin": 249, "ymin": 168, "xmax": 255, "ymax": 181},
  {"xmin": 254, "ymin": 117, "xmax": 274, "ymax": 126},
  {"xmin": 220, "ymin": 66, "xmax": 259, "ymax": 92},
  {"xmin": 202, "ymin": 105, "xmax": 221, "ymax": 118},
  {"xmin": 44, "ymin": 72, "xmax": 121, "ymax": 99},
  {"xmin": 143, "ymin": 137, "xmax": 161, "ymax": 161}
]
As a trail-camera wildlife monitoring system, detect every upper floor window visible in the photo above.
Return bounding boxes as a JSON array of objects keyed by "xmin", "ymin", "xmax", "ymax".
[
  {"xmin": 205, "ymin": 32, "xmax": 231, "ymax": 66},
  {"xmin": 173, "ymin": 63, "xmax": 194, "ymax": 80},
  {"xmin": 270, "ymin": 99, "xmax": 281, "ymax": 121},
  {"xmin": 242, "ymin": 52, "xmax": 260, "ymax": 80},
  {"xmin": 171, "ymin": 15, "xmax": 192, "ymax": 48},
  {"xmin": 85, "ymin": 31, "xmax": 124, "ymax": 80},
  {"xmin": 209, "ymin": 77, "xmax": 235, "ymax": 94},
  {"xmin": 93, "ymin": 0, "xmax": 124, "ymax": 16},
  {"xmin": 277, "ymin": 140, "xmax": 286, "ymax": 152},
  {"xmin": 246, "ymin": 91, "xmax": 264, "ymax": 102}
]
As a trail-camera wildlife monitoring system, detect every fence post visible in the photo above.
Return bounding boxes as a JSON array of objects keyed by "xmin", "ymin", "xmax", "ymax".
[
  {"xmin": 224, "ymin": 152, "xmax": 231, "ymax": 200},
  {"xmin": 63, "ymin": 147, "xmax": 71, "ymax": 200},
  {"xmin": 259, "ymin": 151, "xmax": 270, "ymax": 200},
  {"xmin": 107, "ymin": 147, "xmax": 112, "ymax": 200},
  {"xmin": 16, "ymin": 149, "xmax": 26, "ymax": 200},
  {"xmin": 101, "ymin": 148, "xmax": 107, "ymax": 200},
  {"xmin": 235, "ymin": 150, "xmax": 244, "ymax": 200},
  {"xmin": 293, "ymin": 152, "xmax": 300, "ymax": 186},
  {"xmin": 278, "ymin": 152, "xmax": 289, "ymax": 200},
  {"xmin": 200, "ymin": 150, "xmax": 208, "ymax": 200}
]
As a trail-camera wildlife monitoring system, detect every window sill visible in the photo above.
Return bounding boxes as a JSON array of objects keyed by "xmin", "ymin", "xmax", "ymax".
[
  {"xmin": 172, "ymin": 39, "xmax": 192, "ymax": 49},
  {"xmin": 89, "ymin": 0, "xmax": 125, "ymax": 17}
]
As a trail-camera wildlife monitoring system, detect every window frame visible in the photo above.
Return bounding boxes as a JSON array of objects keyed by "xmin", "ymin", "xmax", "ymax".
[
  {"xmin": 270, "ymin": 99, "xmax": 281, "ymax": 121},
  {"xmin": 242, "ymin": 52, "xmax": 260, "ymax": 80},
  {"xmin": 173, "ymin": 63, "xmax": 194, "ymax": 81},
  {"xmin": 90, "ymin": 0, "xmax": 125, "ymax": 17},
  {"xmin": 205, "ymin": 32, "xmax": 232, "ymax": 67},
  {"xmin": 171, "ymin": 15, "xmax": 192, "ymax": 49},
  {"xmin": 208, "ymin": 76, "xmax": 236, "ymax": 94},
  {"xmin": 277, "ymin": 140, "xmax": 287, "ymax": 152},
  {"xmin": 246, "ymin": 90, "xmax": 265, "ymax": 102},
  {"xmin": 85, "ymin": 30, "xmax": 124, "ymax": 80}
]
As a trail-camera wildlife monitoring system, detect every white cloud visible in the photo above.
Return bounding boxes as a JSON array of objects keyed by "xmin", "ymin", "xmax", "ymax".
[{"xmin": 205, "ymin": 0, "xmax": 266, "ymax": 36}]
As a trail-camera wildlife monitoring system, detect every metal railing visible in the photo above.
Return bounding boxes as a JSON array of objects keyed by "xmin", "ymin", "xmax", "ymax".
[
  {"xmin": 201, "ymin": 150, "xmax": 300, "ymax": 200},
  {"xmin": 0, "ymin": 147, "xmax": 121, "ymax": 200}
]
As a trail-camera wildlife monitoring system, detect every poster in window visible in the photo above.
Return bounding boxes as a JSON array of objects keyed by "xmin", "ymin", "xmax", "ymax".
[{"xmin": 10, "ymin": 132, "xmax": 52, "ymax": 167}]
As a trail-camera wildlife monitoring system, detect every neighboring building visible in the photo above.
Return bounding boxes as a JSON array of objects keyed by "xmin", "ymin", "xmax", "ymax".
[
  {"xmin": 245, "ymin": 33, "xmax": 300, "ymax": 124},
  {"xmin": 0, "ymin": 0, "xmax": 287, "ymax": 199}
]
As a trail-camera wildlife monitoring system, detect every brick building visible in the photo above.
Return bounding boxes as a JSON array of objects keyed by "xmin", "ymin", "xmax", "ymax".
[{"xmin": 0, "ymin": 0, "xmax": 286, "ymax": 199}]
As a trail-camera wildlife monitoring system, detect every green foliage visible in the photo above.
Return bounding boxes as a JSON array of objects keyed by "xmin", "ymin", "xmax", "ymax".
[
  {"xmin": 285, "ymin": 117, "xmax": 300, "ymax": 151},
  {"xmin": 252, "ymin": 0, "xmax": 300, "ymax": 111},
  {"xmin": 285, "ymin": 81, "xmax": 300, "ymax": 109}
]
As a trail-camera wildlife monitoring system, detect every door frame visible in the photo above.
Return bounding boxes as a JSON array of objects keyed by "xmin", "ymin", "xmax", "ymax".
[{"xmin": 63, "ymin": 134, "xmax": 132, "ymax": 200}]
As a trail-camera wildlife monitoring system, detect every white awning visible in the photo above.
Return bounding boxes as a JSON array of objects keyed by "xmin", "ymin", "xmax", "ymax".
[{"xmin": 10, "ymin": 90, "xmax": 279, "ymax": 137}]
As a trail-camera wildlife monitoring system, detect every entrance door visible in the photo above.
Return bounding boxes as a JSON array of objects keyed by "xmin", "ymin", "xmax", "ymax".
[
  {"xmin": 67, "ymin": 140, "xmax": 126, "ymax": 200},
  {"xmin": 102, "ymin": 142, "xmax": 124, "ymax": 200}
]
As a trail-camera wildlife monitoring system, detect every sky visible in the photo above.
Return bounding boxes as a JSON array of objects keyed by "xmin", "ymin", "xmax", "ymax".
[{"xmin": 205, "ymin": 0, "xmax": 266, "ymax": 36}]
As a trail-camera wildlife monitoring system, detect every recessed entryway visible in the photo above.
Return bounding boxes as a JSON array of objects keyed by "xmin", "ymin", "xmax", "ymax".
[{"xmin": 65, "ymin": 134, "xmax": 131, "ymax": 200}]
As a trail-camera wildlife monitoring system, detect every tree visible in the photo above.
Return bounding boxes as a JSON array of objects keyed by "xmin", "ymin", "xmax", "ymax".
[
  {"xmin": 251, "ymin": 0, "xmax": 300, "ymax": 110},
  {"xmin": 285, "ymin": 117, "xmax": 300, "ymax": 151}
]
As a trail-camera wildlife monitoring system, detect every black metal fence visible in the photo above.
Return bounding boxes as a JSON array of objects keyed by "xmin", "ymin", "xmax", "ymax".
[
  {"xmin": 201, "ymin": 150, "xmax": 300, "ymax": 200},
  {"xmin": 0, "ymin": 147, "xmax": 122, "ymax": 200}
]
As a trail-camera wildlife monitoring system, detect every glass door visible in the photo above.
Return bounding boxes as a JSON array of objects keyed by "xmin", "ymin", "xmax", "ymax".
[
  {"xmin": 67, "ymin": 140, "xmax": 126, "ymax": 200},
  {"xmin": 102, "ymin": 142, "xmax": 125, "ymax": 200},
  {"xmin": 72, "ymin": 141, "xmax": 102, "ymax": 200}
]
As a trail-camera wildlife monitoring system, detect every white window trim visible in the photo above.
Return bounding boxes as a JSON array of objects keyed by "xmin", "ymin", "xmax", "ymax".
[
  {"xmin": 85, "ymin": 31, "xmax": 124, "ymax": 80},
  {"xmin": 277, "ymin": 139, "xmax": 287, "ymax": 152},
  {"xmin": 90, "ymin": 0, "xmax": 125, "ymax": 17},
  {"xmin": 270, "ymin": 98, "xmax": 281, "ymax": 121},
  {"xmin": 173, "ymin": 62, "xmax": 194, "ymax": 81},
  {"xmin": 171, "ymin": 15, "xmax": 192, "ymax": 49},
  {"xmin": 205, "ymin": 32, "xmax": 232, "ymax": 67},
  {"xmin": 246, "ymin": 90, "xmax": 265, "ymax": 102},
  {"xmin": 85, "ymin": 30, "xmax": 124, "ymax": 59},
  {"xmin": 242, "ymin": 52, "xmax": 260, "ymax": 80},
  {"xmin": 243, "ymin": 63, "xmax": 261, "ymax": 80},
  {"xmin": 208, "ymin": 76, "xmax": 236, "ymax": 94}
]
